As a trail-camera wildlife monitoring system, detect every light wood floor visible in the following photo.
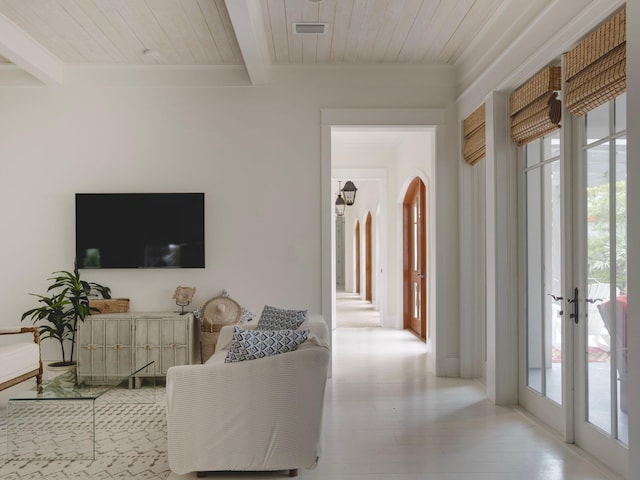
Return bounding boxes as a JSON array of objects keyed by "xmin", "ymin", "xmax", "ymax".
[
  {"xmin": 297, "ymin": 292, "xmax": 620, "ymax": 480},
  {"xmin": 335, "ymin": 291, "xmax": 381, "ymax": 328}
]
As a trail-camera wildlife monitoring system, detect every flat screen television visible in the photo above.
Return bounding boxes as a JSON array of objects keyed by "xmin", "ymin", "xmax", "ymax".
[{"xmin": 76, "ymin": 193, "xmax": 205, "ymax": 269}]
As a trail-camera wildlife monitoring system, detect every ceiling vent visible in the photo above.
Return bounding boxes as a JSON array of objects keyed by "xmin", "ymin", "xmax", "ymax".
[{"xmin": 294, "ymin": 23, "xmax": 327, "ymax": 35}]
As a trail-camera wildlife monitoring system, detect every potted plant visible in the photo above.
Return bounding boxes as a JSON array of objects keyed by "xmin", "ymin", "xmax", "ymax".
[{"xmin": 21, "ymin": 264, "xmax": 111, "ymax": 371}]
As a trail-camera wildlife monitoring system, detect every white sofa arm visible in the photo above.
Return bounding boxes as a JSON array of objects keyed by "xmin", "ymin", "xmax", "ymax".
[{"xmin": 166, "ymin": 344, "xmax": 329, "ymax": 475}]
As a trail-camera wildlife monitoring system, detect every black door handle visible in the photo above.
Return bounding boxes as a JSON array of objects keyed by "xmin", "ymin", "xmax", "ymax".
[
  {"xmin": 548, "ymin": 294, "xmax": 564, "ymax": 316},
  {"xmin": 567, "ymin": 287, "xmax": 579, "ymax": 324}
]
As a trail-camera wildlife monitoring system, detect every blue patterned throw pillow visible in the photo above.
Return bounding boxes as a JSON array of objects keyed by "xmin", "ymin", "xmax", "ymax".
[
  {"xmin": 256, "ymin": 305, "xmax": 307, "ymax": 330},
  {"xmin": 225, "ymin": 327, "xmax": 309, "ymax": 363}
]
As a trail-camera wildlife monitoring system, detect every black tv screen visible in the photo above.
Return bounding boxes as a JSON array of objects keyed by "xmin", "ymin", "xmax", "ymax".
[{"xmin": 76, "ymin": 193, "xmax": 205, "ymax": 269}]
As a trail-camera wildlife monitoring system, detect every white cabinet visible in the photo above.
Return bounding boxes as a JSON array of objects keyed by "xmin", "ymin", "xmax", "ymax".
[
  {"xmin": 133, "ymin": 315, "xmax": 193, "ymax": 376},
  {"xmin": 77, "ymin": 315, "xmax": 133, "ymax": 379},
  {"xmin": 77, "ymin": 312, "xmax": 197, "ymax": 382}
]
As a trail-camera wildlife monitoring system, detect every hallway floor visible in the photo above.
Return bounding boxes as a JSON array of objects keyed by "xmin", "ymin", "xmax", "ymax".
[
  {"xmin": 335, "ymin": 291, "xmax": 381, "ymax": 328},
  {"xmin": 301, "ymin": 292, "xmax": 621, "ymax": 479}
]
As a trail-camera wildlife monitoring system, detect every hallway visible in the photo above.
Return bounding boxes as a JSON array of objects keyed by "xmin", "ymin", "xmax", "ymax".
[
  {"xmin": 304, "ymin": 293, "xmax": 621, "ymax": 479},
  {"xmin": 335, "ymin": 291, "xmax": 381, "ymax": 328}
]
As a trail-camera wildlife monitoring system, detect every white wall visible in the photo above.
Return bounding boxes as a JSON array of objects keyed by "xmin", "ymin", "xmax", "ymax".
[{"xmin": 0, "ymin": 73, "xmax": 456, "ymax": 362}]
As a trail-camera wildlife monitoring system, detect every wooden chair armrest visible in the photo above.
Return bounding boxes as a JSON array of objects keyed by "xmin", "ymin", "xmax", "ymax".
[
  {"xmin": 0, "ymin": 327, "xmax": 43, "ymax": 392},
  {"xmin": 0, "ymin": 327, "xmax": 41, "ymax": 344}
]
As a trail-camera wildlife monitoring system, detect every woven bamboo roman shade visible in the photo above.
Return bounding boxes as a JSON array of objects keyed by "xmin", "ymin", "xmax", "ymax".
[
  {"xmin": 462, "ymin": 104, "xmax": 485, "ymax": 165},
  {"xmin": 509, "ymin": 66, "xmax": 562, "ymax": 146},
  {"xmin": 564, "ymin": 7, "xmax": 625, "ymax": 116}
]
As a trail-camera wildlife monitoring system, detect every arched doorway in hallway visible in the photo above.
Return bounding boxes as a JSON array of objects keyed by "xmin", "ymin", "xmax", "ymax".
[{"xmin": 403, "ymin": 177, "xmax": 427, "ymax": 341}]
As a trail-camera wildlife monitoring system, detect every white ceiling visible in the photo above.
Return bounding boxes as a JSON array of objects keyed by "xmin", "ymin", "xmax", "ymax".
[{"xmin": 0, "ymin": 0, "xmax": 552, "ymax": 87}]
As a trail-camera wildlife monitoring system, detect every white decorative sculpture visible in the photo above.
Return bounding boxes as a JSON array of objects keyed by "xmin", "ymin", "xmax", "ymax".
[{"xmin": 172, "ymin": 286, "xmax": 196, "ymax": 315}]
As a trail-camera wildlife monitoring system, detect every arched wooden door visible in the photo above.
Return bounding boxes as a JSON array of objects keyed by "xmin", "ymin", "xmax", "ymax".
[
  {"xmin": 403, "ymin": 178, "xmax": 427, "ymax": 341},
  {"xmin": 355, "ymin": 221, "xmax": 360, "ymax": 294},
  {"xmin": 365, "ymin": 212, "xmax": 372, "ymax": 302}
]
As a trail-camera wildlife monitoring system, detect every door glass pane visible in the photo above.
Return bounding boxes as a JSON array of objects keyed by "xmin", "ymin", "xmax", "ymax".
[
  {"xmin": 586, "ymin": 103, "xmax": 609, "ymax": 145},
  {"xmin": 524, "ymin": 131, "xmax": 563, "ymax": 404},
  {"xmin": 526, "ymin": 166, "xmax": 543, "ymax": 393},
  {"xmin": 543, "ymin": 130, "xmax": 561, "ymax": 160},
  {"xmin": 585, "ymin": 142, "xmax": 612, "ymax": 434},
  {"xmin": 527, "ymin": 141, "xmax": 541, "ymax": 168},
  {"xmin": 545, "ymin": 161, "xmax": 562, "ymax": 404},
  {"xmin": 615, "ymin": 93, "xmax": 627, "ymax": 133},
  {"xmin": 411, "ymin": 201, "xmax": 420, "ymax": 272},
  {"xmin": 615, "ymin": 137, "xmax": 628, "ymax": 444}
]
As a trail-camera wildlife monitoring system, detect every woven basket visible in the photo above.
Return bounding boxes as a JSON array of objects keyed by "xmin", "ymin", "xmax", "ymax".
[
  {"xmin": 200, "ymin": 321, "xmax": 238, "ymax": 363},
  {"xmin": 200, "ymin": 330, "xmax": 217, "ymax": 364},
  {"xmin": 89, "ymin": 298, "xmax": 130, "ymax": 314},
  {"xmin": 199, "ymin": 296, "xmax": 242, "ymax": 362}
]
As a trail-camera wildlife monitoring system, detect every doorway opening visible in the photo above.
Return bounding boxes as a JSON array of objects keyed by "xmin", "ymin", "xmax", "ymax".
[{"xmin": 330, "ymin": 124, "xmax": 435, "ymax": 337}]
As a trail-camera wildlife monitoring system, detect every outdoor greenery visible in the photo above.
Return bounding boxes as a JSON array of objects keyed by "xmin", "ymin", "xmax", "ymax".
[
  {"xmin": 587, "ymin": 180, "xmax": 627, "ymax": 293},
  {"xmin": 21, "ymin": 265, "xmax": 111, "ymax": 366}
]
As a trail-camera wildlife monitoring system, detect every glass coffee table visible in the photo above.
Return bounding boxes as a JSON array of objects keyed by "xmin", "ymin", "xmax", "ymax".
[{"xmin": 6, "ymin": 361, "xmax": 156, "ymax": 460}]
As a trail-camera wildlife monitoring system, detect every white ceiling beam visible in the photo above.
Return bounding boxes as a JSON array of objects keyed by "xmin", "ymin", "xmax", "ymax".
[
  {"xmin": 225, "ymin": 0, "xmax": 269, "ymax": 85},
  {"xmin": 0, "ymin": 13, "xmax": 63, "ymax": 85}
]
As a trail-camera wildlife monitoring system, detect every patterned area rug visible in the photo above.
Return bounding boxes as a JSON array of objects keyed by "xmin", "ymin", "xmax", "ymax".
[
  {"xmin": 0, "ymin": 386, "xmax": 170, "ymax": 479},
  {"xmin": 552, "ymin": 346, "xmax": 610, "ymax": 363}
]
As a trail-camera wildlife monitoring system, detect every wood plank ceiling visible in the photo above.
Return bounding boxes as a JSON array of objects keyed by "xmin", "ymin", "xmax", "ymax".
[
  {"xmin": 0, "ymin": 0, "xmax": 243, "ymax": 65},
  {"xmin": 0, "ymin": 0, "xmax": 502, "ymax": 67},
  {"xmin": 262, "ymin": 0, "xmax": 503, "ymax": 65}
]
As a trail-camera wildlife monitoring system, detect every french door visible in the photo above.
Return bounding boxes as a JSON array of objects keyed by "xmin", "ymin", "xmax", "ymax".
[
  {"xmin": 403, "ymin": 178, "xmax": 427, "ymax": 340},
  {"xmin": 520, "ymin": 94, "xmax": 628, "ymax": 475}
]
